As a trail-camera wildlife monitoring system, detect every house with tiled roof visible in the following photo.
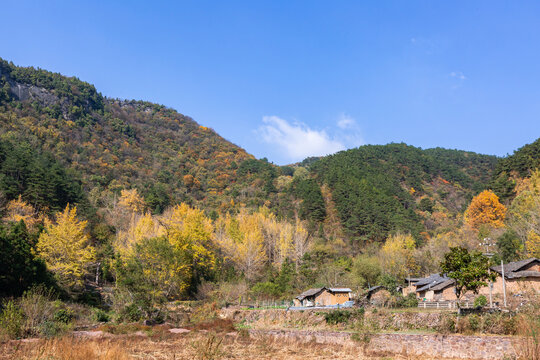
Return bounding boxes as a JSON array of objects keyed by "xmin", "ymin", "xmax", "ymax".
[
  {"xmin": 293, "ymin": 287, "xmax": 352, "ymax": 307},
  {"xmin": 414, "ymin": 274, "xmax": 457, "ymax": 301},
  {"xmin": 479, "ymin": 258, "xmax": 540, "ymax": 297}
]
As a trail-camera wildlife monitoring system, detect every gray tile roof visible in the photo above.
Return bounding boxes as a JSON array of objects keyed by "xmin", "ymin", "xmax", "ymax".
[
  {"xmin": 491, "ymin": 258, "xmax": 540, "ymax": 275},
  {"xmin": 296, "ymin": 287, "xmax": 326, "ymax": 301},
  {"xmin": 506, "ymin": 271, "xmax": 540, "ymax": 279},
  {"xmin": 429, "ymin": 279, "xmax": 455, "ymax": 291},
  {"xmin": 414, "ymin": 274, "xmax": 446, "ymax": 288},
  {"xmin": 367, "ymin": 285, "xmax": 383, "ymax": 293},
  {"xmin": 415, "ymin": 274, "xmax": 450, "ymax": 292}
]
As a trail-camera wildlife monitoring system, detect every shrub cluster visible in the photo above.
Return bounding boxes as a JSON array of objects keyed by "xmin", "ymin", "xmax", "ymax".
[{"xmin": 0, "ymin": 286, "xmax": 73, "ymax": 339}]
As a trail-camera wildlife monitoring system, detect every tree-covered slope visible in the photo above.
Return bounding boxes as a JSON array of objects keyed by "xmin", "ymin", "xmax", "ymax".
[
  {"xmin": 0, "ymin": 58, "xmax": 280, "ymax": 214},
  {"xmin": 490, "ymin": 137, "xmax": 540, "ymax": 201},
  {"xmin": 308, "ymin": 143, "xmax": 498, "ymax": 246}
]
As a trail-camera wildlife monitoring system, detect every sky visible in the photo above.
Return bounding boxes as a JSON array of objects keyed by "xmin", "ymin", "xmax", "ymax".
[{"xmin": 1, "ymin": 1, "xmax": 540, "ymax": 164}]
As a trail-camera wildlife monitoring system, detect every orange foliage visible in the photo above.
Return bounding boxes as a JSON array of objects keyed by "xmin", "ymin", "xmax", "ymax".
[{"xmin": 464, "ymin": 190, "xmax": 506, "ymax": 230}]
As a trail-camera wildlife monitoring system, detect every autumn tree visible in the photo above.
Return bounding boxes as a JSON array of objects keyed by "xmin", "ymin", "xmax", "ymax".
[
  {"xmin": 116, "ymin": 212, "xmax": 164, "ymax": 253},
  {"xmin": 464, "ymin": 190, "xmax": 506, "ymax": 230},
  {"xmin": 215, "ymin": 209, "xmax": 267, "ymax": 282},
  {"xmin": 292, "ymin": 221, "xmax": 309, "ymax": 266},
  {"xmin": 350, "ymin": 255, "xmax": 381, "ymax": 289},
  {"xmin": 255, "ymin": 207, "xmax": 309, "ymax": 266},
  {"xmin": 507, "ymin": 170, "xmax": 540, "ymax": 257},
  {"xmin": 526, "ymin": 230, "xmax": 540, "ymax": 258},
  {"xmin": 3, "ymin": 195, "xmax": 43, "ymax": 231},
  {"xmin": 379, "ymin": 233, "xmax": 417, "ymax": 280},
  {"xmin": 113, "ymin": 188, "xmax": 154, "ymax": 252},
  {"xmin": 118, "ymin": 236, "xmax": 192, "ymax": 304},
  {"xmin": 118, "ymin": 188, "xmax": 147, "ymax": 214},
  {"xmin": 37, "ymin": 205, "xmax": 95, "ymax": 289},
  {"xmin": 161, "ymin": 203, "xmax": 216, "ymax": 285}
]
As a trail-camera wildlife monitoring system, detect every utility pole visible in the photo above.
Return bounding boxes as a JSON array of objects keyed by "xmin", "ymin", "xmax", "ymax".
[
  {"xmin": 501, "ymin": 260, "xmax": 507, "ymax": 307},
  {"xmin": 480, "ymin": 238, "xmax": 494, "ymax": 308}
]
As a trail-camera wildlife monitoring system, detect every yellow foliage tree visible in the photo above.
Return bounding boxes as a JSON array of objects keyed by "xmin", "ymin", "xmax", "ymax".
[
  {"xmin": 525, "ymin": 230, "xmax": 540, "ymax": 258},
  {"xmin": 118, "ymin": 188, "xmax": 146, "ymax": 214},
  {"xmin": 116, "ymin": 212, "xmax": 164, "ymax": 253},
  {"xmin": 215, "ymin": 209, "xmax": 267, "ymax": 281},
  {"xmin": 464, "ymin": 190, "xmax": 506, "ymax": 230},
  {"xmin": 115, "ymin": 203, "xmax": 216, "ymax": 301},
  {"xmin": 508, "ymin": 170, "xmax": 540, "ymax": 253},
  {"xmin": 162, "ymin": 203, "xmax": 216, "ymax": 274},
  {"xmin": 129, "ymin": 236, "xmax": 192, "ymax": 299},
  {"xmin": 37, "ymin": 205, "xmax": 95, "ymax": 288},
  {"xmin": 379, "ymin": 233, "xmax": 417, "ymax": 279},
  {"xmin": 4, "ymin": 195, "xmax": 43, "ymax": 231}
]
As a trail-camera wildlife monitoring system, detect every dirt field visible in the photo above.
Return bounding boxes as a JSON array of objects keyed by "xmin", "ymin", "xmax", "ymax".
[{"xmin": 0, "ymin": 332, "xmax": 392, "ymax": 360}]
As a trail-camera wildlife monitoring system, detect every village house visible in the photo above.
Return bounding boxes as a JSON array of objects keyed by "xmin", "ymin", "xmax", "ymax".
[
  {"xmin": 480, "ymin": 258, "xmax": 540, "ymax": 297},
  {"xmin": 293, "ymin": 287, "xmax": 352, "ymax": 307},
  {"xmin": 364, "ymin": 285, "xmax": 392, "ymax": 306},
  {"xmin": 403, "ymin": 277, "xmax": 423, "ymax": 296},
  {"xmin": 413, "ymin": 274, "xmax": 452, "ymax": 301}
]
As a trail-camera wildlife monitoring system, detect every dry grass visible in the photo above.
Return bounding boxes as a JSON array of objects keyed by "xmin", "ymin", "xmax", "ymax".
[
  {"xmin": 0, "ymin": 331, "xmax": 430, "ymax": 360},
  {"xmin": 515, "ymin": 313, "xmax": 540, "ymax": 360}
]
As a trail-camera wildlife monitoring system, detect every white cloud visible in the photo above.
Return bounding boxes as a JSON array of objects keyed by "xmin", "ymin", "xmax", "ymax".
[
  {"xmin": 450, "ymin": 71, "xmax": 467, "ymax": 80},
  {"xmin": 337, "ymin": 114, "xmax": 356, "ymax": 129},
  {"xmin": 258, "ymin": 116, "xmax": 346, "ymax": 162}
]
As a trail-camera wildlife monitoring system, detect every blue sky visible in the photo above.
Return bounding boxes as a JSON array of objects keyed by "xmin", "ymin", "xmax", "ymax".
[{"xmin": 2, "ymin": 1, "xmax": 540, "ymax": 164}]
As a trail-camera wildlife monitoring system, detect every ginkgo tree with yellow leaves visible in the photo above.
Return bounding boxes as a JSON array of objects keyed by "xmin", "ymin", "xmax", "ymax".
[
  {"xmin": 215, "ymin": 209, "xmax": 267, "ymax": 282},
  {"xmin": 464, "ymin": 190, "xmax": 507, "ymax": 230},
  {"xmin": 379, "ymin": 233, "xmax": 418, "ymax": 280},
  {"xmin": 115, "ymin": 203, "xmax": 217, "ymax": 305},
  {"xmin": 214, "ymin": 207, "xmax": 310, "ymax": 283},
  {"xmin": 36, "ymin": 204, "xmax": 96, "ymax": 289},
  {"xmin": 162, "ymin": 203, "xmax": 216, "ymax": 284}
]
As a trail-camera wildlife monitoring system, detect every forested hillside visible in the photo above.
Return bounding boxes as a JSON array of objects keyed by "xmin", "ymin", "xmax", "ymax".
[
  {"xmin": 307, "ymin": 144, "xmax": 498, "ymax": 247},
  {"xmin": 490, "ymin": 137, "xmax": 540, "ymax": 201},
  {"xmin": 0, "ymin": 58, "xmax": 283, "ymax": 216}
]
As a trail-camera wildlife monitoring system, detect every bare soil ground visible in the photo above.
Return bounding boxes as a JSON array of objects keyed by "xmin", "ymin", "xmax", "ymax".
[{"xmin": 0, "ymin": 331, "xmax": 394, "ymax": 360}]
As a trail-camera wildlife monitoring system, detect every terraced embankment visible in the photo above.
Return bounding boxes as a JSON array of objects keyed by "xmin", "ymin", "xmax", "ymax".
[
  {"xmin": 248, "ymin": 329, "xmax": 517, "ymax": 360},
  {"xmin": 223, "ymin": 308, "xmax": 523, "ymax": 359}
]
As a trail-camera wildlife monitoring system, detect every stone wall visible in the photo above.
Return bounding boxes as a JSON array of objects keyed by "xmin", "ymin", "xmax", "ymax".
[{"xmin": 249, "ymin": 329, "xmax": 518, "ymax": 360}]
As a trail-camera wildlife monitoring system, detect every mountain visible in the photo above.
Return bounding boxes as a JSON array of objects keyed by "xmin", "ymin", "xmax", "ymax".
[
  {"xmin": 306, "ymin": 143, "xmax": 498, "ymax": 246},
  {"xmin": 0, "ymin": 58, "xmax": 282, "ymax": 215}
]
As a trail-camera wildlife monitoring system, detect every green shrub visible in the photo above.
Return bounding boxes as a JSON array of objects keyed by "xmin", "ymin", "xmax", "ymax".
[
  {"xmin": 474, "ymin": 295, "xmax": 487, "ymax": 308},
  {"xmin": 0, "ymin": 300, "xmax": 24, "ymax": 339},
  {"xmin": 39, "ymin": 320, "xmax": 65, "ymax": 338},
  {"xmin": 468, "ymin": 314, "xmax": 480, "ymax": 332},
  {"xmin": 394, "ymin": 293, "xmax": 418, "ymax": 308},
  {"xmin": 18, "ymin": 285, "xmax": 56, "ymax": 337},
  {"xmin": 324, "ymin": 310, "xmax": 352, "ymax": 325},
  {"xmin": 92, "ymin": 308, "xmax": 110, "ymax": 323},
  {"xmin": 353, "ymin": 307, "xmax": 365, "ymax": 318},
  {"xmin": 53, "ymin": 308, "xmax": 73, "ymax": 324},
  {"xmin": 502, "ymin": 315, "xmax": 517, "ymax": 335},
  {"xmin": 119, "ymin": 304, "xmax": 143, "ymax": 322},
  {"xmin": 438, "ymin": 314, "xmax": 456, "ymax": 334}
]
